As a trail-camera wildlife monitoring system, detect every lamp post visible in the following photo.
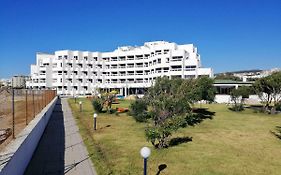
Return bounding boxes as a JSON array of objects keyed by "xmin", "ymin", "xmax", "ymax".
[
  {"xmin": 93, "ymin": 113, "xmax": 97, "ymax": 130},
  {"xmin": 74, "ymin": 95, "xmax": 77, "ymax": 103},
  {"xmin": 140, "ymin": 147, "xmax": 151, "ymax": 175},
  {"xmin": 79, "ymin": 101, "xmax": 82, "ymax": 112}
]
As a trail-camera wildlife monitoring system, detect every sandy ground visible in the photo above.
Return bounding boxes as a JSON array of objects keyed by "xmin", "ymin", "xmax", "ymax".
[{"xmin": 0, "ymin": 89, "xmax": 55, "ymax": 151}]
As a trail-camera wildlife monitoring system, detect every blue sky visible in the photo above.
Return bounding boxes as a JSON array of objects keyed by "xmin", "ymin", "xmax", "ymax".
[{"xmin": 0, "ymin": 0, "xmax": 281, "ymax": 78}]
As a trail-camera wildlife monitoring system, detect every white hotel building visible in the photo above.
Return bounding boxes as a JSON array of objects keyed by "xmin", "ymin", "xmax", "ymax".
[{"xmin": 27, "ymin": 41, "xmax": 213, "ymax": 96}]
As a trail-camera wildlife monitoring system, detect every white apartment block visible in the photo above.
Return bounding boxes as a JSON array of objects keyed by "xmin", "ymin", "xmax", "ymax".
[
  {"xmin": 26, "ymin": 41, "xmax": 213, "ymax": 96},
  {"xmin": 12, "ymin": 75, "xmax": 29, "ymax": 88}
]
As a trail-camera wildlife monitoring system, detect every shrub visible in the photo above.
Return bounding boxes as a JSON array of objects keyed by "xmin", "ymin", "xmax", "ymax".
[
  {"xmin": 230, "ymin": 104, "xmax": 244, "ymax": 111},
  {"xmin": 108, "ymin": 108, "xmax": 116, "ymax": 114},
  {"xmin": 129, "ymin": 99, "xmax": 150, "ymax": 122},
  {"xmin": 92, "ymin": 99, "xmax": 103, "ymax": 113},
  {"xmin": 276, "ymin": 103, "xmax": 281, "ymax": 111}
]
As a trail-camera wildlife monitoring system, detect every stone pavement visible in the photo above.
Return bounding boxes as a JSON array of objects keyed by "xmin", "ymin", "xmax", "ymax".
[{"xmin": 24, "ymin": 98, "xmax": 97, "ymax": 175}]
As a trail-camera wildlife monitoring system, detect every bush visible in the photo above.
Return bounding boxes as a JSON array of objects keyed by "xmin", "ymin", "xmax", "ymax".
[
  {"xmin": 129, "ymin": 99, "xmax": 150, "ymax": 122},
  {"xmin": 230, "ymin": 104, "xmax": 244, "ymax": 111},
  {"xmin": 108, "ymin": 108, "xmax": 116, "ymax": 114},
  {"xmin": 276, "ymin": 103, "xmax": 281, "ymax": 111},
  {"xmin": 92, "ymin": 99, "xmax": 103, "ymax": 113}
]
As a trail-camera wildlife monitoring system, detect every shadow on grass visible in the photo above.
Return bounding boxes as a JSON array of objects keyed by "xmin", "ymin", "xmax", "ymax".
[
  {"xmin": 271, "ymin": 126, "xmax": 281, "ymax": 139},
  {"xmin": 100, "ymin": 125, "xmax": 111, "ymax": 130},
  {"xmin": 156, "ymin": 164, "xmax": 167, "ymax": 175},
  {"xmin": 228, "ymin": 107, "xmax": 245, "ymax": 112},
  {"xmin": 186, "ymin": 108, "xmax": 215, "ymax": 126},
  {"xmin": 169, "ymin": 136, "xmax": 193, "ymax": 147}
]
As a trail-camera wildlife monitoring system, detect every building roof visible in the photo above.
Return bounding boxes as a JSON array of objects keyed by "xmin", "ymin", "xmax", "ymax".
[{"xmin": 214, "ymin": 79, "xmax": 253, "ymax": 84}]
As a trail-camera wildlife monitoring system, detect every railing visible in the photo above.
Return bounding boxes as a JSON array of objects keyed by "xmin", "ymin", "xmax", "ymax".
[
  {"xmin": 170, "ymin": 68, "xmax": 182, "ymax": 71},
  {"xmin": 0, "ymin": 88, "xmax": 56, "ymax": 149}
]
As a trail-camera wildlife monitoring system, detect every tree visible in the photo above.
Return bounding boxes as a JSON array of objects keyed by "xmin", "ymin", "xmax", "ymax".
[
  {"xmin": 92, "ymin": 98, "xmax": 103, "ymax": 113},
  {"xmin": 143, "ymin": 77, "xmax": 195, "ymax": 149},
  {"xmin": 230, "ymin": 86, "xmax": 250, "ymax": 111},
  {"xmin": 196, "ymin": 77, "xmax": 216, "ymax": 103},
  {"xmin": 269, "ymin": 72, "xmax": 281, "ymax": 110},
  {"xmin": 129, "ymin": 99, "xmax": 150, "ymax": 122},
  {"xmin": 101, "ymin": 90, "xmax": 118, "ymax": 113},
  {"xmin": 253, "ymin": 71, "xmax": 281, "ymax": 113}
]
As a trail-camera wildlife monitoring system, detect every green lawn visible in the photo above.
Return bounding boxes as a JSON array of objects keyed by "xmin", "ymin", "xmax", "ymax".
[{"xmin": 68, "ymin": 98, "xmax": 281, "ymax": 175}]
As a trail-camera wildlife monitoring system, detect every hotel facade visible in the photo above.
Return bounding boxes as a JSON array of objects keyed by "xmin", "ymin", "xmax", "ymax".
[{"xmin": 27, "ymin": 41, "xmax": 213, "ymax": 96}]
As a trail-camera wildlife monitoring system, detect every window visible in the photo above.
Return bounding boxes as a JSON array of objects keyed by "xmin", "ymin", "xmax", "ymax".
[
  {"xmin": 171, "ymin": 56, "xmax": 183, "ymax": 61},
  {"xmin": 185, "ymin": 65, "xmax": 196, "ymax": 71},
  {"xmin": 184, "ymin": 75, "xmax": 195, "ymax": 79}
]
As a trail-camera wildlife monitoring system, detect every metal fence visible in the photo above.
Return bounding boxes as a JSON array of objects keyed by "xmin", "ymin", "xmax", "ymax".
[{"xmin": 0, "ymin": 88, "xmax": 56, "ymax": 147}]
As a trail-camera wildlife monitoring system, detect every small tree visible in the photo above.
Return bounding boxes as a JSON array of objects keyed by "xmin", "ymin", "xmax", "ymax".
[
  {"xmin": 254, "ymin": 71, "xmax": 281, "ymax": 113},
  {"xmin": 101, "ymin": 90, "xmax": 118, "ymax": 113},
  {"xmin": 143, "ymin": 77, "xmax": 194, "ymax": 149},
  {"xmin": 92, "ymin": 98, "xmax": 103, "ymax": 113},
  {"xmin": 254, "ymin": 77, "xmax": 273, "ymax": 111},
  {"xmin": 129, "ymin": 99, "xmax": 150, "ymax": 122},
  {"xmin": 269, "ymin": 72, "xmax": 281, "ymax": 112},
  {"xmin": 196, "ymin": 77, "xmax": 216, "ymax": 103},
  {"xmin": 230, "ymin": 86, "xmax": 250, "ymax": 111}
]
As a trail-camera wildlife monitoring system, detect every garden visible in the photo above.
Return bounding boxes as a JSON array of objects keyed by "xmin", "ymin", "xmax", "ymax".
[{"xmin": 68, "ymin": 75, "xmax": 281, "ymax": 175}]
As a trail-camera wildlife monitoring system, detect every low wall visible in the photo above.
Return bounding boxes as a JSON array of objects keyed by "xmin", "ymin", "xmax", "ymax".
[
  {"xmin": 0, "ymin": 97, "xmax": 58, "ymax": 175},
  {"xmin": 214, "ymin": 94, "xmax": 261, "ymax": 104},
  {"xmin": 215, "ymin": 94, "xmax": 232, "ymax": 103}
]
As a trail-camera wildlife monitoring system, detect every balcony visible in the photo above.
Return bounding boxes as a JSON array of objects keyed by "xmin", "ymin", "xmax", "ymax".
[{"xmin": 170, "ymin": 68, "xmax": 182, "ymax": 72}]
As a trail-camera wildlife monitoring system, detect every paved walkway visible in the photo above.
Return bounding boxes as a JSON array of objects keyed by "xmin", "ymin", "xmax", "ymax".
[{"xmin": 24, "ymin": 98, "xmax": 97, "ymax": 175}]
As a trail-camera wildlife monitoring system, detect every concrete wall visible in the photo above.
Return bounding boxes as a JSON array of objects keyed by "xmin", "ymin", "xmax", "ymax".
[
  {"xmin": 215, "ymin": 94, "xmax": 232, "ymax": 103},
  {"xmin": 214, "ymin": 94, "xmax": 261, "ymax": 104},
  {"xmin": 0, "ymin": 97, "xmax": 58, "ymax": 175}
]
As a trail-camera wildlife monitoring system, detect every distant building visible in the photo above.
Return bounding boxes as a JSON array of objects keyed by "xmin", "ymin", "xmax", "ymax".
[
  {"xmin": 12, "ymin": 75, "xmax": 29, "ymax": 89},
  {"xmin": 0, "ymin": 79, "xmax": 11, "ymax": 87},
  {"xmin": 213, "ymin": 80, "xmax": 255, "ymax": 103},
  {"xmin": 217, "ymin": 68, "xmax": 281, "ymax": 82},
  {"xmin": 26, "ymin": 41, "xmax": 213, "ymax": 96}
]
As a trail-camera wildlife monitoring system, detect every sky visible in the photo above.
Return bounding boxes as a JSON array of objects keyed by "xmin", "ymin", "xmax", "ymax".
[{"xmin": 0, "ymin": 0, "xmax": 281, "ymax": 78}]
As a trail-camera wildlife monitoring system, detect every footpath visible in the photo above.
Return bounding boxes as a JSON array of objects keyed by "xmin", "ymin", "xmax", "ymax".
[{"xmin": 24, "ymin": 98, "xmax": 97, "ymax": 175}]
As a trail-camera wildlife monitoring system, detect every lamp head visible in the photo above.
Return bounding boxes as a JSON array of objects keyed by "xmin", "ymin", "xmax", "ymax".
[
  {"xmin": 94, "ymin": 113, "xmax": 98, "ymax": 118},
  {"xmin": 140, "ymin": 147, "xmax": 151, "ymax": 159}
]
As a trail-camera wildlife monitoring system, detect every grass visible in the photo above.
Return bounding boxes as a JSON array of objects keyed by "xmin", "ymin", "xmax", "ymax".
[{"xmin": 68, "ymin": 98, "xmax": 281, "ymax": 175}]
